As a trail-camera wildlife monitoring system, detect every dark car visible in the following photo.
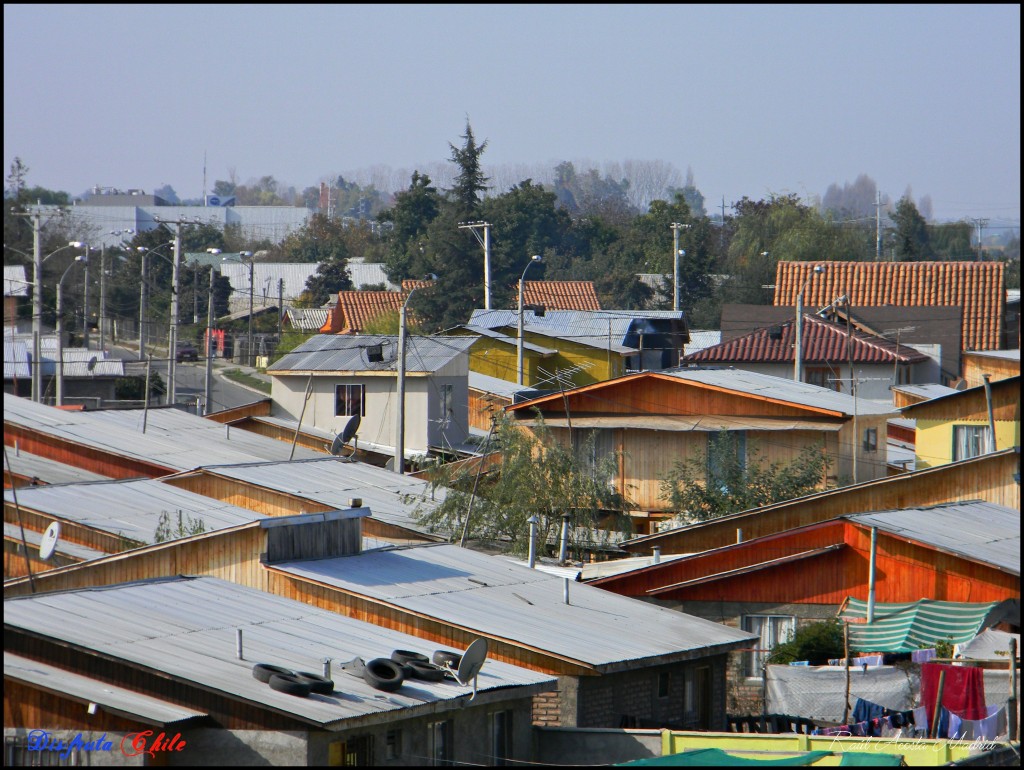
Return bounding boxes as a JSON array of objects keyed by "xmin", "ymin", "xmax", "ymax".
[{"xmin": 175, "ymin": 342, "xmax": 199, "ymax": 363}]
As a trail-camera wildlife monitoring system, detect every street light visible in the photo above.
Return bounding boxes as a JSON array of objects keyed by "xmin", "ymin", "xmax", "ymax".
[
  {"xmin": 222, "ymin": 251, "xmax": 255, "ymax": 366},
  {"xmin": 394, "ymin": 274, "xmax": 437, "ymax": 474},
  {"xmin": 793, "ymin": 264, "xmax": 826, "ymax": 382},
  {"xmin": 55, "ymin": 253, "xmax": 89, "ymax": 406},
  {"xmin": 135, "ymin": 243, "xmax": 175, "ymax": 362},
  {"xmin": 669, "ymin": 223, "xmax": 691, "ymax": 311},
  {"xmin": 516, "ymin": 255, "xmax": 540, "ymax": 387}
]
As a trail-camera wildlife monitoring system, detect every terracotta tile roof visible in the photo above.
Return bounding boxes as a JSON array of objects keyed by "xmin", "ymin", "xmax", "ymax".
[
  {"xmin": 523, "ymin": 281, "xmax": 602, "ymax": 311},
  {"xmin": 774, "ymin": 261, "xmax": 1005, "ymax": 351},
  {"xmin": 682, "ymin": 314, "xmax": 931, "ymax": 365},
  {"xmin": 320, "ymin": 291, "xmax": 408, "ymax": 334},
  {"xmin": 401, "ymin": 279, "xmax": 436, "ymax": 291}
]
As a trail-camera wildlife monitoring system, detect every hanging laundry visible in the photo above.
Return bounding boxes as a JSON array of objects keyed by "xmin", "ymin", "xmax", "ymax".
[
  {"xmin": 852, "ymin": 697, "xmax": 888, "ymax": 723},
  {"xmin": 921, "ymin": 662, "xmax": 987, "ymax": 721},
  {"xmin": 911, "ymin": 648, "xmax": 937, "ymax": 663}
]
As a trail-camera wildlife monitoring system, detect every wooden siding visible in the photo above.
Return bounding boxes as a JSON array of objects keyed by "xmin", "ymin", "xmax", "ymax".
[
  {"xmin": 902, "ymin": 377, "xmax": 1020, "ymax": 422},
  {"xmin": 962, "ymin": 353, "xmax": 1020, "ymax": 388},
  {"xmin": 619, "ymin": 449, "xmax": 1020, "ymax": 555},
  {"xmin": 640, "ymin": 522, "xmax": 1018, "ymax": 606},
  {"xmin": 5, "ymin": 503, "xmax": 142, "ymax": 554},
  {"xmin": 163, "ymin": 473, "xmax": 335, "ymax": 517},
  {"xmin": 265, "ymin": 518, "xmax": 362, "ymax": 562},
  {"xmin": 468, "ymin": 388, "xmax": 510, "ymax": 432},
  {"xmin": 4, "ymin": 679, "xmax": 179, "ymax": 733},
  {"xmin": 204, "ymin": 399, "xmax": 273, "ymax": 424},
  {"xmin": 3, "ymin": 424, "xmax": 174, "ymax": 479}
]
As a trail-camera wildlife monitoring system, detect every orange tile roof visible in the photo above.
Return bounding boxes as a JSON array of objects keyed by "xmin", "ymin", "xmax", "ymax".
[
  {"xmin": 320, "ymin": 291, "xmax": 408, "ymax": 334},
  {"xmin": 523, "ymin": 281, "xmax": 602, "ymax": 311},
  {"xmin": 774, "ymin": 261, "xmax": 1005, "ymax": 351},
  {"xmin": 401, "ymin": 279, "xmax": 436, "ymax": 291}
]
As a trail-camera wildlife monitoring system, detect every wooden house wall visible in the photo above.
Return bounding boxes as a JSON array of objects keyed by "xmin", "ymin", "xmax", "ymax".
[
  {"xmin": 3, "ymin": 425, "xmax": 173, "ymax": 479},
  {"xmin": 4, "ymin": 504, "xmax": 142, "ymax": 554},
  {"xmin": 204, "ymin": 399, "xmax": 273, "ymax": 424},
  {"xmin": 4, "ymin": 680, "xmax": 168, "ymax": 733},
  {"xmin": 2, "ymin": 526, "xmax": 268, "ymax": 599},
  {"xmin": 903, "ymin": 380, "xmax": 1020, "ymax": 422},
  {"xmin": 647, "ymin": 523, "xmax": 1018, "ymax": 606},
  {"xmin": 962, "ymin": 354, "xmax": 1020, "ymax": 388},
  {"xmin": 4, "ymin": 541, "xmax": 83, "ymax": 578},
  {"xmin": 619, "ymin": 449, "xmax": 1020, "ymax": 555},
  {"xmin": 468, "ymin": 389, "xmax": 510, "ymax": 432},
  {"xmin": 162, "ymin": 474, "xmax": 334, "ymax": 517}
]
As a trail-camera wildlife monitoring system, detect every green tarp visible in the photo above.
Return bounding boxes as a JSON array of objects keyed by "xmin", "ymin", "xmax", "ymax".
[
  {"xmin": 839, "ymin": 598, "xmax": 1004, "ymax": 653},
  {"xmin": 616, "ymin": 748, "xmax": 903, "ymax": 766}
]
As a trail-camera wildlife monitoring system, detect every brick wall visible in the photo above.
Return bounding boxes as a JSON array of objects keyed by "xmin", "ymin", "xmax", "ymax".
[{"xmin": 532, "ymin": 690, "xmax": 563, "ymax": 727}]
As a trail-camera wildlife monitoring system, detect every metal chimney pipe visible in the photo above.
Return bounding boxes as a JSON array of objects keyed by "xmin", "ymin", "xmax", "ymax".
[
  {"xmin": 652, "ymin": 546, "xmax": 661, "ymax": 564},
  {"xmin": 236, "ymin": 629, "xmax": 244, "ymax": 660},
  {"xmin": 558, "ymin": 513, "xmax": 570, "ymax": 563},
  {"xmin": 527, "ymin": 515, "xmax": 539, "ymax": 569}
]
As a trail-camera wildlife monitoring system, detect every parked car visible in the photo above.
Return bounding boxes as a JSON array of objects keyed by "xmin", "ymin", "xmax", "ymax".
[{"xmin": 176, "ymin": 342, "xmax": 199, "ymax": 363}]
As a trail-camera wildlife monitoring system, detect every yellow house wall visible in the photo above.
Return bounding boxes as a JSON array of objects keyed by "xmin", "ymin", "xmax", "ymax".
[
  {"xmin": 915, "ymin": 418, "xmax": 1020, "ymax": 469},
  {"xmin": 467, "ymin": 333, "xmax": 626, "ymax": 387}
]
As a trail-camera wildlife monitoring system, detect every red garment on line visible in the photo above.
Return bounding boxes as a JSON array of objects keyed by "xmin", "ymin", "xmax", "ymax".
[{"xmin": 921, "ymin": 662, "xmax": 986, "ymax": 721}]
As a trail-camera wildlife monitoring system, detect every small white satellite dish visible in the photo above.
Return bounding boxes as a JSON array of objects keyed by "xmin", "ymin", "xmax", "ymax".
[
  {"xmin": 440, "ymin": 638, "xmax": 488, "ymax": 700},
  {"xmin": 328, "ymin": 414, "xmax": 361, "ymax": 459},
  {"xmin": 40, "ymin": 521, "xmax": 61, "ymax": 561}
]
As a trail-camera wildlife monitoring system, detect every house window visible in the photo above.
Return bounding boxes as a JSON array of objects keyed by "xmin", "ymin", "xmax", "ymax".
[
  {"xmin": 707, "ymin": 431, "xmax": 746, "ymax": 492},
  {"xmin": 328, "ymin": 735, "xmax": 374, "ymax": 766},
  {"xmin": 428, "ymin": 720, "xmax": 453, "ymax": 766},
  {"xmin": 490, "ymin": 710, "xmax": 512, "ymax": 766},
  {"xmin": 440, "ymin": 383, "xmax": 453, "ymax": 422},
  {"xmin": 805, "ymin": 367, "xmax": 840, "ymax": 391},
  {"xmin": 385, "ymin": 730, "xmax": 401, "ymax": 761},
  {"xmin": 658, "ymin": 671, "xmax": 671, "ymax": 698},
  {"xmin": 335, "ymin": 384, "xmax": 365, "ymax": 417},
  {"xmin": 573, "ymin": 428, "xmax": 616, "ymax": 485},
  {"xmin": 953, "ymin": 424, "xmax": 992, "ymax": 461},
  {"xmin": 741, "ymin": 615, "xmax": 795, "ymax": 678},
  {"xmin": 863, "ymin": 427, "xmax": 878, "ymax": 452}
]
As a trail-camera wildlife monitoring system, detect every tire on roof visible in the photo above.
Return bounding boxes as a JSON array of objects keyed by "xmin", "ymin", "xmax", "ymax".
[
  {"xmin": 253, "ymin": 663, "xmax": 294, "ymax": 683},
  {"xmin": 268, "ymin": 673, "xmax": 312, "ymax": 697},
  {"xmin": 364, "ymin": 658, "xmax": 405, "ymax": 692}
]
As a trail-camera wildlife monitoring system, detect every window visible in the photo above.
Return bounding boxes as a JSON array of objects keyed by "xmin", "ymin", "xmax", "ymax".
[
  {"xmin": 862, "ymin": 427, "xmax": 878, "ymax": 452},
  {"xmin": 490, "ymin": 711, "xmax": 512, "ymax": 766},
  {"xmin": 658, "ymin": 671, "xmax": 671, "ymax": 698},
  {"xmin": 440, "ymin": 384, "xmax": 453, "ymax": 420},
  {"xmin": 707, "ymin": 431, "xmax": 746, "ymax": 492},
  {"xmin": 335, "ymin": 384, "xmax": 364, "ymax": 417},
  {"xmin": 953, "ymin": 424, "xmax": 992, "ymax": 461},
  {"xmin": 741, "ymin": 615, "xmax": 795, "ymax": 678},
  {"xmin": 428, "ymin": 720, "xmax": 453, "ymax": 766},
  {"xmin": 805, "ymin": 367, "xmax": 840, "ymax": 391},
  {"xmin": 5, "ymin": 735, "xmax": 79, "ymax": 766},
  {"xmin": 385, "ymin": 730, "xmax": 401, "ymax": 761}
]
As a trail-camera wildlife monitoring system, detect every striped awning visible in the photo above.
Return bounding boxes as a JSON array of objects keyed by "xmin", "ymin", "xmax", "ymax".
[{"xmin": 839, "ymin": 598, "xmax": 1014, "ymax": 653}]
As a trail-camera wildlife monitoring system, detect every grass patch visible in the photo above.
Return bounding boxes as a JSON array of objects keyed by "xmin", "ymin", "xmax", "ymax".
[{"xmin": 222, "ymin": 368, "xmax": 272, "ymax": 394}]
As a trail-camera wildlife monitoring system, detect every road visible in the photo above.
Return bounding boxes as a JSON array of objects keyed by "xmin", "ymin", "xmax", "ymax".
[{"xmin": 106, "ymin": 343, "xmax": 268, "ymax": 413}]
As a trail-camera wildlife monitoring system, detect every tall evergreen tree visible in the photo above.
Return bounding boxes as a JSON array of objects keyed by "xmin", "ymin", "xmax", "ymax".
[{"xmin": 446, "ymin": 121, "xmax": 489, "ymax": 217}]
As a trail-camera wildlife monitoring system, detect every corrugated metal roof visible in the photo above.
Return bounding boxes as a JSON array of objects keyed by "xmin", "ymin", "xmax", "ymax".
[
  {"xmin": 774, "ymin": 261, "xmax": 1005, "ymax": 351},
  {"xmin": 468, "ymin": 309, "xmax": 688, "ymax": 354},
  {"xmin": 270, "ymin": 543, "xmax": 755, "ymax": 670},
  {"xmin": 965, "ymin": 349, "xmax": 1020, "ymax": 362},
  {"xmin": 4, "ymin": 340, "xmax": 30, "ymax": 379},
  {"xmin": 891, "ymin": 383, "xmax": 958, "ymax": 401},
  {"xmin": 682, "ymin": 315, "xmax": 929, "ymax": 365},
  {"xmin": 844, "ymin": 501, "xmax": 1020, "ymax": 574},
  {"xmin": 3, "ymin": 477, "xmax": 270, "ymax": 545},
  {"xmin": 4, "ymin": 396, "xmax": 324, "ymax": 471},
  {"xmin": 461, "ymin": 325, "xmax": 559, "ymax": 355},
  {"xmin": 220, "ymin": 261, "xmax": 320, "ymax": 302},
  {"xmin": 684, "ymin": 330, "xmax": 722, "ymax": 355},
  {"xmin": 2, "ymin": 450, "xmax": 113, "ymax": 484},
  {"xmin": 268, "ymin": 334, "xmax": 474, "ymax": 375},
  {"xmin": 285, "ymin": 307, "xmax": 330, "ymax": 330},
  {"xmin": 4, "ymin": 265, "xmax": 28, "ymax": 297},
  {"xmin": 523, "ymin": 281, "xmax": 602, "ymax": 311},
  {"xmin": 348, "ymin": 259, "xmax": 399, "ymax": 291},
  {"xmin": 5, "ymin": 652, "xmax": 207, "ymax": 725},
  {"xmin": 3, "ymin": 576, "xmax": 555, "ymax": 727},
  {"xmin": 661, "ymin": 368, "xmax": 897, "ymax": 417},
  {"xmin": 468, "ymin": 371, "xmax": 523, "ymax": 400},
  {"xmin": 4, "ymin": 521, "xmax": 110, "ymax": 561},
  {"xmin": 201, "ymin": 458, "xmax": 447, "ymax": 536}
]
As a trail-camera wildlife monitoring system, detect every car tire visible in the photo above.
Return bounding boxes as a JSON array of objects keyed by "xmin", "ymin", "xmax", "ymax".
[
  {"xmin": 268, "ymin": 673, "xmax": 312, "ymax": 697},
  {"xmin": 432, "ymin": 650, "xmax": 462, "ymax": 668},
  {"xmin": 405, "ymin": 660, "xmax": 447, "ymax": 682},
  {"xmin": 294, "ymin": 671, "xmax": 335, "ymax": 694},
  {"xmin": 364, "ymin": 658, "xmax": 405, "ymax": 692},
  {"xmin": 391, "ymin": 649, "xmax": 429, "ymax": 666},
  {"xmin": 252, "ymin": 663, "xmax": 294, "ymax": 683}
]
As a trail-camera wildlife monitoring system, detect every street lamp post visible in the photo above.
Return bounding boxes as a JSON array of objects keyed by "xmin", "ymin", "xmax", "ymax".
[
  {"xmin": 168, "ymin": 233, "xmax": 182, "ymax": 405},
  {"xmin": 222, "ymin": 252, "xmax": 255, "ymax": 366},
  {"xmin": 669, "ymin": 223, "xmax": 691, "ymax": 311},
  {"xmin": 394, "ymin": 274, "xmax": 437, "ymax": 474},
  {"xmin": 22, "ymin": 241, "xmax": 83, "ymax": 401},
  {"xmin": 793, "ymin": 265, "xmax": 826, "ymax": 382},
  {"xmin": 136, "ymin": 243, "xmax": 175, "ymax": 363},
  {"xmin": 56, "ymin": 253, "xmax": 89, "ymax": 406},
  {"xmin": 517, "ymin": 255, "xmax": 543, "ymax": 386}
]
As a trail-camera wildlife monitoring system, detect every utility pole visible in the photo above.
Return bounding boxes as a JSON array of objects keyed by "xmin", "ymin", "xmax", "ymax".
[
  {"xmin": 458, "ymin": 221, "xmax": 492, "ymax": 309},
  {"xmin": 154, "ymin": 217, "xmax": 197, "ymax": 406},
  {"xmin": 969, "ymin": 218, "xmax": 989, "ymax": 260},
  {"xmin": 204, "ymin": 269, "xmax": 214, "ymax": 417},
  {"xmin": 98, "ymin": 245, "xmax": 106, "ymax": 352},
  {"xmin": 875, "ymin": 190, "xmax": 882, "ymax": 261},
  {"xmin": 278, "ymin": 278, "xmax": 284, "ymax": 339}
]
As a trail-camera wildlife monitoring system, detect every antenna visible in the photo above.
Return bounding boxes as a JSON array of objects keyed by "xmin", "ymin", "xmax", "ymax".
[{"xmin": 39, "ymin": 521, "xmax": 61, "ymax": 561}]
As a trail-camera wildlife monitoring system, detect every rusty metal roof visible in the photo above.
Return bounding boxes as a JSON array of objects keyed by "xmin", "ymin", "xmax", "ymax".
[
  {"xmin": 774, "ymin": 261, "xmax": 1005, "ymax": 351},
  {"xmin": 683, "ymin": 314, "xmax": 930, "ymax": 365}
]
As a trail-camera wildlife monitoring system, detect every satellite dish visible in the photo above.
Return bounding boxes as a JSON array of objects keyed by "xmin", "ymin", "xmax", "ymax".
[
  {"xmin": 40, "ymin": 521, "xmax": 61, "ymax": 561},
  {"xmin": 329, "ymin": 434, "xmax": 345, "ymax": 456},
  {"xmin": 340, "ymin": 413, "xmax": 361, "ymax": 444},
  {"xmin": 440, "ymin": 638, "xmax": 488, "ymax": 700},
  {"xmin": 87, "ymin": 356, "xmax": 98, "ymax": 372}
]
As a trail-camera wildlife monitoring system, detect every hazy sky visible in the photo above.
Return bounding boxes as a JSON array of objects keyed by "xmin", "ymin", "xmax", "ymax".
[{"xmin": 4, "ymin": 4, "xmax": 1020, "ymax": 225}]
